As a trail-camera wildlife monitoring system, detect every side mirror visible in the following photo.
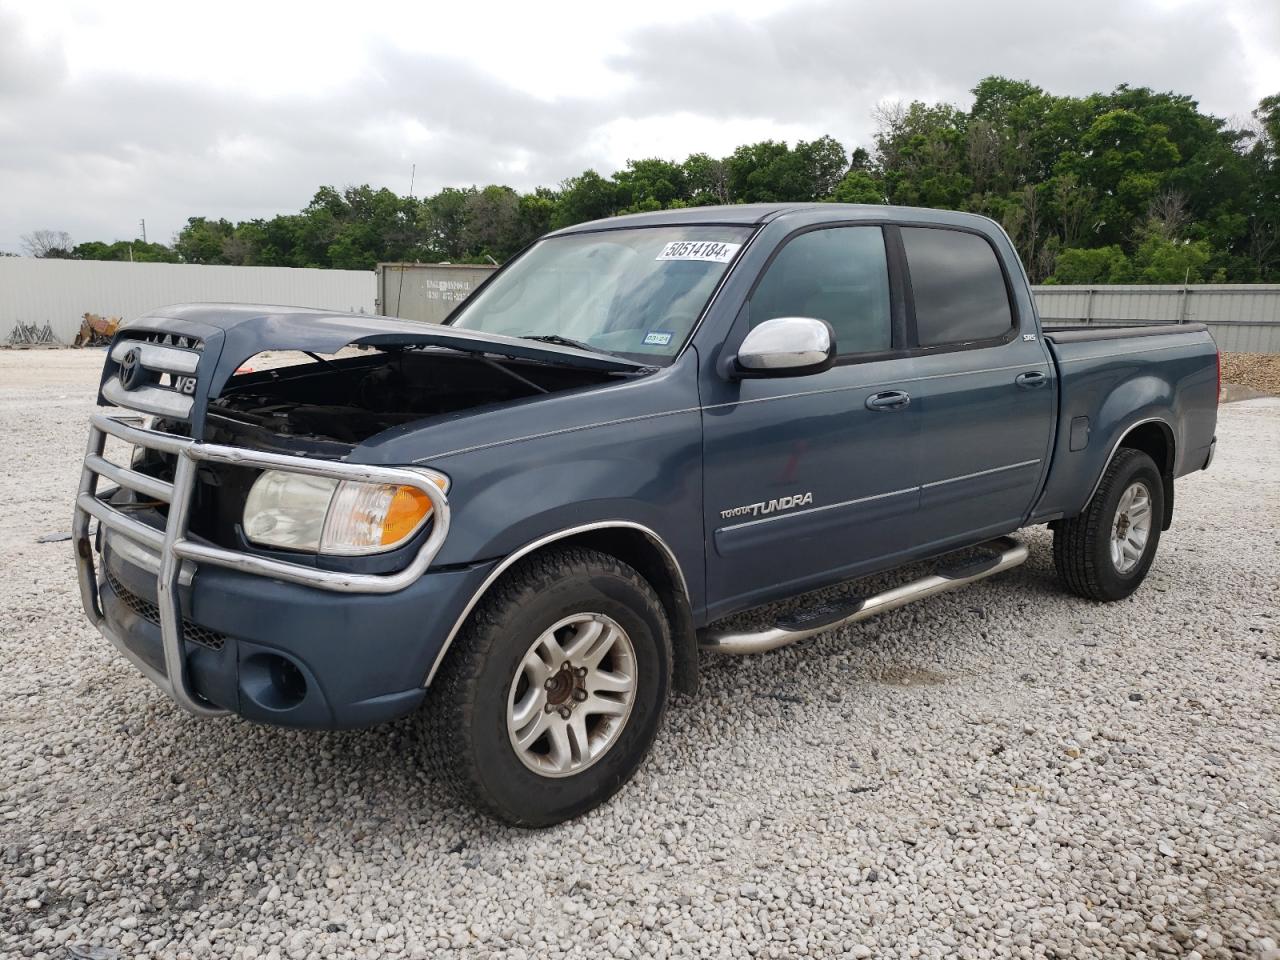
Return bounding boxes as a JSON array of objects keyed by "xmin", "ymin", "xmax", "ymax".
[{"xmin": 731, "ymin": 317, "xmax": 836, "ymax": 379}]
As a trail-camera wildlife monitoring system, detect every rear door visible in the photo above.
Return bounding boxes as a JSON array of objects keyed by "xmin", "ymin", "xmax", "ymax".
[
  {"xmin": 700, "ymin": 224, "xmax": 921, "ymax": 620},
  {"xmin": 898, "ymin": 225, "xmax": 1056, "ymax": 551}
]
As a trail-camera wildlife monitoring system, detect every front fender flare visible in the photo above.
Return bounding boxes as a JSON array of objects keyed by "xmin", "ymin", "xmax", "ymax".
[{"xmin": 422, "ymin": 520, "xmax": 693, "ymax": 688}]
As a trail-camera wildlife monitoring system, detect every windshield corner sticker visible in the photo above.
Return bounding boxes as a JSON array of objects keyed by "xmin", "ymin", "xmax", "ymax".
[
  {"xmin": 643, "ymin": 330, "xmax": 674, "ymax": 346},
  {"xmin": 655, "ymin": 240, "xmax": 741, "ymax": 263}
]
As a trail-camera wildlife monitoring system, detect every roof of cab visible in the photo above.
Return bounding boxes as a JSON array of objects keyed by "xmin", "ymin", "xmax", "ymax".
[{"xmin": 549, "ymin": 203, "xmax": 998, "ymax": 235}]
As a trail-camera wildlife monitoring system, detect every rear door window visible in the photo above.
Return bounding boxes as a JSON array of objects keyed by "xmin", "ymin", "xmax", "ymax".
[
  {"xmin": 901, "ymin": 228, "xmax": 1013, "ymax": 347},
  {"xmin": 750, "ymin": 226, "xmax": 891, "ymax": 356}
]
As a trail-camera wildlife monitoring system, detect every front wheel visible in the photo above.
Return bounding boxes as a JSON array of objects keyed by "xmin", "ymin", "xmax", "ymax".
[
  {"xmin": 425, "ymin": 547, "xmax": 671, "ymax": 826},
  {"xmin": 1054, "ymin": 448, "xmax": 1164, "ymax": 602}
]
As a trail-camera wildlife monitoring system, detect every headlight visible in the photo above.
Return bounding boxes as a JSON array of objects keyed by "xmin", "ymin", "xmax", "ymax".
[{"xmin": 242, "ymin": 469, "xmax": 449, "ymax": 555}]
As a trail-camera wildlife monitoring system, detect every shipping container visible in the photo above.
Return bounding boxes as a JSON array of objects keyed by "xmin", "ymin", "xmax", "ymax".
[{"xmin": 376, "ymin": 263, "xmax": 498, "ymax": 325}]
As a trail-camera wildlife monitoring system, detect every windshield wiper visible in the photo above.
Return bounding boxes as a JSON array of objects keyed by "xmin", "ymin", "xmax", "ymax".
[{"xmin": 520, "ymin": 334, "xmax": 610, "ymax": 355}]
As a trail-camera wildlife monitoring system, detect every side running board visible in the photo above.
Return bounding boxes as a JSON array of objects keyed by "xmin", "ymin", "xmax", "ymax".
[{"xmin": 699, "ymin": 536, "xmax": 1029, "ymax": 656}]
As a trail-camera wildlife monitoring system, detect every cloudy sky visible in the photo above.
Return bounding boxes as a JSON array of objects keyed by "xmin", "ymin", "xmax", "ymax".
[{"xmin": 2, "ymin": 0, "xmax": 1277, "ymax": 255}]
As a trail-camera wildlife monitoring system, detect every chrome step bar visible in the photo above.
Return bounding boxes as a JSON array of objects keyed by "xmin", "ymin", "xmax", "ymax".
[{"xmin": 699, "ymin": 537, "xmax": 1029, "ymax": 656}]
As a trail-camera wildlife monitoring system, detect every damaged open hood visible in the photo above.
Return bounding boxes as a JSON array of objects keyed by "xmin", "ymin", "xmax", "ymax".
[{"xmin": 99, "ymin": 303, "xmax": 646, "ymax": 433}]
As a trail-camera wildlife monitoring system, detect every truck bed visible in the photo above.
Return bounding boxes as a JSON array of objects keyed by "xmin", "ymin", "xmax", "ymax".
[{"xmin": 1031, "ymin": 322, "xmax": 1219, "ymax": 524}]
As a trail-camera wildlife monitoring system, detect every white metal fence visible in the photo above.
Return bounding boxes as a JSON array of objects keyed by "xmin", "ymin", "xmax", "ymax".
[
  {"xmin": 1032, "ymin": 284, "xmax": 1280, "ymax": 353},
  {"xmin": 2, "ymin": 261, "xmax": 1276, "ymax": 353},
  {"xmin": 0, "ymin": 258, "xmax": 376, "ymax": 345}
]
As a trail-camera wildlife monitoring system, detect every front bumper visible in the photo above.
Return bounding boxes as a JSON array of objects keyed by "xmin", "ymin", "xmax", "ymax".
[
  {"xmin": 74, "ymin": 411, "xmax": 481, "ymax": 727},
  {"xmin": 94, "ymin": 528, "xmax": 496, "ymax": 727}
]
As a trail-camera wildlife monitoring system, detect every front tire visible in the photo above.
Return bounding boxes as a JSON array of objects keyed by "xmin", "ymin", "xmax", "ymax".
[
  {"xmin": 1054, "ymin": 448, "xmax": 1164, "ymax": 602},
  {"xmin": 426, "ymin": 547, "xmax": 672, "ymax": 827}
]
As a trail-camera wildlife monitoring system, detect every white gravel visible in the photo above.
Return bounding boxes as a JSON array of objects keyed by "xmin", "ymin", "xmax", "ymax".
[{"xmin": 1, "ymin": 349, "xmax": 1278, "ymax": 960}]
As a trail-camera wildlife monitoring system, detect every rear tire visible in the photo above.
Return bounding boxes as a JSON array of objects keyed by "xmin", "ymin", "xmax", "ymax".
[
  {"xmin": 425, "ymin": 547, "xmax": 671, "ymax": 827},
  {"xmin": 1054, "ymin": 448, "xmax": 1164, "ymax": 602}
]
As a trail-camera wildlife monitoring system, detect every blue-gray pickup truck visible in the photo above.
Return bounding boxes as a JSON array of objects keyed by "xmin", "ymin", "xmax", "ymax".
[{"xmin": 74, "ymin": 204, "xmax": 1219, "ymax": 824}]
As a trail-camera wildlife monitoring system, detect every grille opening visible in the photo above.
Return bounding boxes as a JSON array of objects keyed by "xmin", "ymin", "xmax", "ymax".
[
  {"xmin": 103, "ymin": 567, "xmax": 227, "ymax": 652},
  {"xmin": 124, "ymin": 331, "xmax": 205, "ymax": 351}
]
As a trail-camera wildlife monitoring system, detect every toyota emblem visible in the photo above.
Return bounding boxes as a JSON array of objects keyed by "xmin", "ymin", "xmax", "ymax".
[{"xmin": 119, "ymin": 346, "xmax": 143, "ymax": 391}]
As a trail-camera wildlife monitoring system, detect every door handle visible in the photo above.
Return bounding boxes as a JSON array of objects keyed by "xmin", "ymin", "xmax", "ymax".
[
  {"xmin": 1015, "ymin": 371, "xmax": 1048, "ymax": 389},
  {"xmin": 865, "ymin": 390, "xmax": 911, "ymax": 411}
]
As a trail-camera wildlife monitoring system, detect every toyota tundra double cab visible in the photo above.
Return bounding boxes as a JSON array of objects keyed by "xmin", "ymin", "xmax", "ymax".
[{"xmin": 74, "ymin": 204, "xmax": 1219, "ymax": 825}]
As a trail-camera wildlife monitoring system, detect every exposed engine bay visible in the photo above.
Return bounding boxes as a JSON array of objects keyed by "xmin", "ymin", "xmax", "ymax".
[
  {"xmin": 128, "ymin": 346, "xmax": 633, "ymax": 549},
  {"xmin": 205, "ymin": 347, "xmax": 625, "ymax": 449}
]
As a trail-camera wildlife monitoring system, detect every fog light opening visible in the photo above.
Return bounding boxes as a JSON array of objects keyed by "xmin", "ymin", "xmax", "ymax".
[
  {"xmin": 270, "ymin": 657, "xmax": 307, "ymax": 704},
  {"xmin": 242, "ymin": 653, "xmax": 308, "ymax": 711}
]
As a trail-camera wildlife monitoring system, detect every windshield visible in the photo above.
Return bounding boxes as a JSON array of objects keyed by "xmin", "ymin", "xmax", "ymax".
[{"xmin": 447, "ymin": 225, "xmax": 753, "ymax": 363}]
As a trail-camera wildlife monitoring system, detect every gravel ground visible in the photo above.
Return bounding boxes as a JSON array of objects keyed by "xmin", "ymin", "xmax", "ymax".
[{"xmin": 1, "ymin": 350, "xmax": 1277, "ymax": 960}]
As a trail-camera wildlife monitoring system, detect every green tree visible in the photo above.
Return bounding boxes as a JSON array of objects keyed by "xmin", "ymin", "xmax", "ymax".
[
  {"xmin": 551, "ymin": 171, "xmax": 618, "ymax": 229},
  {"xmin": 830, "ymin": 170, "xmax": 884, "ymax": 204},
  {"xmin": 796, "ymin": 135, "xmax": 850, "ymax": 199},
  {"xmin": 682, "ymin": 153, "xmax": 730, "ymax": 205},
  {"xmin": 875, "ymin": 101, "xmax": 972, "ymax": 208},
  {"xmin": 221, "ymin": 221, "xmax": 267, "ymax": 265},
  {"xmin": 254, "ymin": 215, "xmax": 309, "ymax": 267},
  {"xmin": 462, "ymin": 185, "xmax": 522, "ymax": 261},
  {"xmin": 72, "ymin": 240, "xmax": 179, "ymax": 263},
  {"xmin": 1047, "ymin": 245, "xmax": 1134, "ymax": 284},
  {"xmin": 999, "ymin": 185, "xmax": 1053, "ymax": 281},
  {"xmin": 1244, "ymin": 94, "xmax": 1280, "ymax": 280},
  {"xmin": 175, "ymin": 217, "xmax": 236, "ymax": 264},
  {"xmin": 422, "ymin": 187, "xmax": 474, "ymax": 261},
  {"xmin": 613, "ymin": 158, "xmax": 688, "ymax": 212},
  {"xmin": 322, "ymin": 185, "xmax": 423, "ymax": 269},
  {"xmin": 1069, "ymin": 108, "xmax": 1181, "ymax": 245},
  {"xmin": 723, "ymin": 137, "xmax": 850, "ymax": 203},
  {"xmin": 1131, "ymin": 233, "xmax": 1215, "ymax": 283},
  {"xmin": 967, "ymin": 77, "xmax": 1048, "ymax": 194},
  {"xmin": 726, "ymin": 140, "xmax": 813, "ymax": 202},
  {"xmin": 516, "ymin": 189, "xmax": 556, "ymax": 249},
  {"xmin": 1050, "ymin": 173, "xmax": 1097, "ymax": 248}
]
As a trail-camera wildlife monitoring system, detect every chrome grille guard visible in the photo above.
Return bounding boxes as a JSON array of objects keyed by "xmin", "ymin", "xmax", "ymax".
[{"xmin": 73, "ymin": 412, "xmax": 451, "ymax": 717}]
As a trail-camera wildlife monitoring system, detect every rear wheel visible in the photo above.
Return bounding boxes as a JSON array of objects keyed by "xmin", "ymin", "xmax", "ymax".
[
  {"xmin": 426, "ymin": 547, "xmax": 671, "ymax": 826},
  {"xmin": 1053, "ymin": 448, "xmax": 1164, "ymax": 602}
]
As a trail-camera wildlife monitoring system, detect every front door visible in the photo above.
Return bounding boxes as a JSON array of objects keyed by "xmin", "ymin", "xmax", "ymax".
[{"xmin": 700, "ymin": 224, "xmax": 920, "ymax": 621}]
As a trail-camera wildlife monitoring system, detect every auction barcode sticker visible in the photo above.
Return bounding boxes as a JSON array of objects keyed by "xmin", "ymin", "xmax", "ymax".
[{"xmin": 655, "ymin": 240, "xmax": 741, "ymax": 263}]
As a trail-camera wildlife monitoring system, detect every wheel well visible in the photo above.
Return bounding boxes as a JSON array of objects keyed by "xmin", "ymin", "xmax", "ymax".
[
  {"xmin": 527, "ymin": 528, "xmax": 699, "ymax": 695},
  {"xmin": 1118, "ymin": 421, "xmax": 1175, "ymax": 529}
]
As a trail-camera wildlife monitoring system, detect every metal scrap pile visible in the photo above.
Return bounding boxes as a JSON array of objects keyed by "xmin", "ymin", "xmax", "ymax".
[
  {"xmin": 5, "ymin": 322, "xmax": 59, "ymax": 346},
  {"xmin": 74, "ymin": 313, "xmax": 120, "ymax": 347}
]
